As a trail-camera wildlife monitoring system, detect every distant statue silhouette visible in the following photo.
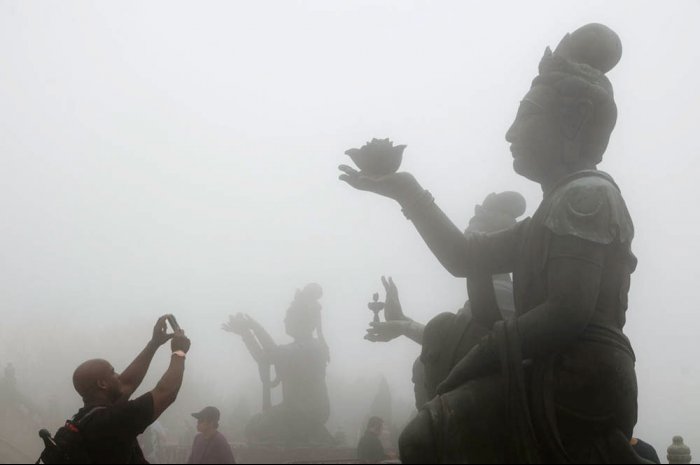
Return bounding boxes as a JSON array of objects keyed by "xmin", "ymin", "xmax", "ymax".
[{"xmin": 223, "ymin": 283, "xmax": 333, "ymax": 446}]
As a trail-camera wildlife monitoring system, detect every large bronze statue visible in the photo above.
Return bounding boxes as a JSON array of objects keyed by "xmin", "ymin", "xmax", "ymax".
[
  {"xmin": 222, "ymin": 283, "xmax": 333, "ymax": 446},
  {"xmin": 366, "ymin": 192, "xmax": 526, "ymax": 406},
  {"xmin": 340, "ymin": 24, "xmax": 643, "ymax": 463}
]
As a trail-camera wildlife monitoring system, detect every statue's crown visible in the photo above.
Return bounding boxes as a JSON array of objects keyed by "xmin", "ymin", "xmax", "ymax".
[{"xmin": 536, "ymin": 23, "xmax": 621, "ymax": 96}]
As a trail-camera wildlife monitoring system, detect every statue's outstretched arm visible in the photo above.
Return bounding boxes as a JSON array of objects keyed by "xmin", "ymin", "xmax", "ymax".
[
  {"xmin": 244, "ymin": 315, "xmax": 279, "ymax": 355},
  {"xmin": 405, "ymin": 200, "xmax": 522, "ymax": 277},
  {"xmin": 222, "ymin": 314, "xmax": 275, "ymax": 364},
  {"xmin": 365, "ymin": 320, "xmax": 425, "ymax": 345},
  {"xmin": 240, "ymin": 330, "xmax": 269, "ymax": 365},
  {"xmin": 338, "ymin": 168, "xmax": 519, "ymax": 276},
  {"xmin": 437, "ymin": 234, "xmax": 605, "ymax": 394}
]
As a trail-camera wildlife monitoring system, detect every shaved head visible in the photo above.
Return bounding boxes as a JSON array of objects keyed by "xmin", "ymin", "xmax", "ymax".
[{"xmin": 73, "ymin": 359, "xmax": 121, "ymax": 404}]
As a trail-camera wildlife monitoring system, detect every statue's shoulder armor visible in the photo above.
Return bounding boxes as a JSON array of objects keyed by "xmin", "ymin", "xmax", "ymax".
[{"xmin": 543, "ymin": 171, "xmax": 634, "ymax": 245}]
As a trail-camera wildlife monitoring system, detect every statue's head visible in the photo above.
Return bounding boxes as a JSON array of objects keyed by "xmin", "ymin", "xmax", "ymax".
[
  {"xmin": 285, "ymin": 283, "xmax": 323, "ymax": 340},
  {"xmin": 466, "ymin": 191, "xmax": 526, "ymax": 234},
  {"xmin": 506, "ymin": 23, "xmax": 622, "ymax": 184}
]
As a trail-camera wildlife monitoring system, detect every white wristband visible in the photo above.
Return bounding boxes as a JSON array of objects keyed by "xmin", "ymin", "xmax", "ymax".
[{"xmin": 172, "ymin": 350, "xmax": 187, "ymax": 359}]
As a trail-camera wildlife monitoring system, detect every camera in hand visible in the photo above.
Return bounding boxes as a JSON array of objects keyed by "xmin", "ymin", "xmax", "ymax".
[{"xmin": 166, "ymin": 315, "xmax": 181, "ymax": 332}]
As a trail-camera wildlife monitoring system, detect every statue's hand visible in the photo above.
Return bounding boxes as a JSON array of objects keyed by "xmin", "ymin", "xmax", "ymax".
[
  {"xmin": 338, "ymin": 165, "xmax": 421, "ymax": 204},
  {"xmin": 222, "ymin": 313, "xmax": 249, "ymax": 335},
  {"xmin": 364, "ymin": 321, "xmax": 408, "ymax": 342},
  {"xmin": 382, "ymin": 276, "xmax": 407, "ymax": 321}
]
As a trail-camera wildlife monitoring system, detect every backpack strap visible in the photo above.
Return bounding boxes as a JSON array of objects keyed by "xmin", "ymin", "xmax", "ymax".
[{"xmin": 67, "ymin": 406, "xmax": 107, "ymax": 431}]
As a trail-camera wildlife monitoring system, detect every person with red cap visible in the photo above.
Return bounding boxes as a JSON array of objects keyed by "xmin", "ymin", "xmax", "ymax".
[{"xmin": 188, "ymin": 406, "xmax": 236, "ymax": 464}]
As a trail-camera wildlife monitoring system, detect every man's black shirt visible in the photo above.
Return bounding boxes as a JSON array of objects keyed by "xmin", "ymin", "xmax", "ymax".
[{"xmin": 78, "ymin": 393, "xmax": 154, "ymax": 464}]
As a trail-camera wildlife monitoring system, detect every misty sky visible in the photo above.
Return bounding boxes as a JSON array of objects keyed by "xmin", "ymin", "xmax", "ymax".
[{"xmin": 1, "ymin": 0, "xmax": 700, "ymax": 453}]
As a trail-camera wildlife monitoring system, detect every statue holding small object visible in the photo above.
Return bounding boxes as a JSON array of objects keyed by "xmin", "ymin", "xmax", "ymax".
[
  {"xmin": 340, "ymin": 23, "xmax": 645, "ymax": 463},
  {"xmin": 365, "ymin": 191, "xmax": 526, "ymax": 406},
  {"xmin": 367, "ymin": 293, "xmax": 385, "ymax": 323}
]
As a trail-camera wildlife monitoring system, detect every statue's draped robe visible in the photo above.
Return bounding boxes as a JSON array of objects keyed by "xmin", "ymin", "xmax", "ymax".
[
  {"xmin": 246, "ymin": 338, "xmax": 333, "ymax": 446},
  {"xmin": 404, "ymin": 171, "xmax": 645, "ymax": 464}
]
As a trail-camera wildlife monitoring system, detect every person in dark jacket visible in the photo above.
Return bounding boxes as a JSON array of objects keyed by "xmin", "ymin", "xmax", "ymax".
[
  {"xmin": 357, "ymin": 417, "xmax": 387, "ymax": 463},
  {"xmin": 188, "ymin": 406, "xmax": 236, "ymax": 464},
  {"xmin": 631, "ymin": 438, "xmax": 660, "ymax": 464}
]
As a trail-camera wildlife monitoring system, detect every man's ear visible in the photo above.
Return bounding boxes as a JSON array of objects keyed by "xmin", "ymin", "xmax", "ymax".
[{"xmin": 96, "ymin": 379, "xmax": 109, "ymax": 391}]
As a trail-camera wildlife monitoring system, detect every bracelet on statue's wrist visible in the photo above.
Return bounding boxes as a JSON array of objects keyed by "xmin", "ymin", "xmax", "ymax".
[{"xmin": 403, "ymin": 319, "xmax": 424, "ymax": 341}]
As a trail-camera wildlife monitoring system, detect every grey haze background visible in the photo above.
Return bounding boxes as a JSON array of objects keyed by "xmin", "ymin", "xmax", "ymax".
[{"xmin": 1, "ymin": 0, "xmax": 699, "ymax": 459}]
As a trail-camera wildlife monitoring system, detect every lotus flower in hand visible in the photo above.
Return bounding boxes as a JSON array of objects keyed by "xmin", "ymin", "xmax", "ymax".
[{"xmin": 345, "ymin": 138, "xmax": 406, "ymax": 176}]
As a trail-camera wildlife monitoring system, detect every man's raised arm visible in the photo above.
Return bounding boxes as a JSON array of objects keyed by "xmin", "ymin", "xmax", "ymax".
[
  {"xmin": 151, "ymin": 331, "xmax": 191, "ymax": 420},
  {"xmin": 119, "ymin": 315, "xmax": 174, "ymax": 400}
]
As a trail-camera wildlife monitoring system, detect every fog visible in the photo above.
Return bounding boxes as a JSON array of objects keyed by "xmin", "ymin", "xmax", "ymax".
[{"xmin": 1, "ymin": 0, "xmax": 699, "ymax": 461}]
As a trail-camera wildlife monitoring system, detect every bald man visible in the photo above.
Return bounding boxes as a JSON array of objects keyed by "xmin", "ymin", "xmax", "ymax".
[{"xmin": 70, "ymin": 315, "xmax": 191, "ymax": 464}]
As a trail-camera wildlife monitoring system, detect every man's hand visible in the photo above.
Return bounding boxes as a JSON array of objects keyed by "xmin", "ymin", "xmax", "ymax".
[
  {"xmin": 382, "ymin": 276, "xmax": 408, "ymax": 321},
  {"xmin": 365, "ymin": 321, "xmax": 408, "ymax": 342},
  {"xmin": 338, "ymin": 166, "xmax": 421, "ymax": 205},
  {"xmin": 151, "ymin": 315, "xmax": 175, "ymax": 347},
  {"xmin": 171, "ymin": 330, "xmax": 191, "ymax": 354},
  {"xmin": 120, "ymin": 315, "xmax": 177, "ymax": 399}
]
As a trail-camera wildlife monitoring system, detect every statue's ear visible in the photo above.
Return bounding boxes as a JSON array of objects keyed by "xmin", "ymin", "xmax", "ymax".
[
  {"xmin": 561, "ymin": 98, "xmax": 593, "ymax": 141},
  {"xmin": 561, "ymin": 98, "xmax": 593, "ymax": 164}
]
